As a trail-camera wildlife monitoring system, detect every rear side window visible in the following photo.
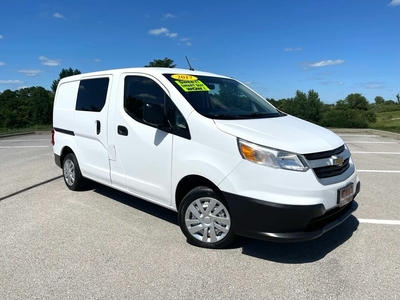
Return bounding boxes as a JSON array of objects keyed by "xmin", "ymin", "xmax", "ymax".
[{"xmin": 76, "ymin": 78, "xmax": 109, "ymax": 112}]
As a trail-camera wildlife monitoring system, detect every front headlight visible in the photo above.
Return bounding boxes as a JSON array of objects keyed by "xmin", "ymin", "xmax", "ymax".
[{"xmin": 238, "ymin": 139, "xmax": 309, "ymax": 172}]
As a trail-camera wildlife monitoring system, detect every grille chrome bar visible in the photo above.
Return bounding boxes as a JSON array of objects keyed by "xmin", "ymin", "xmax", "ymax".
[{"xmin": 303, "ymin": 145, "xmax": 353, "ymax": 182}]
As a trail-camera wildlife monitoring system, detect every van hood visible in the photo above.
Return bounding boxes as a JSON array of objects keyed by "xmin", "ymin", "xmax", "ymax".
[{"xmin": 213, "ymin": 115, "xmax": 343, "ymax": 154}]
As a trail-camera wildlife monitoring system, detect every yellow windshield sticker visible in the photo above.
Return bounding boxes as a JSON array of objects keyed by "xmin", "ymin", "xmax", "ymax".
[
  {"xmin": 175, "ymin": 80, "xmax": 210, "ymax": 92},
  {"xmin": 172, "ymin": 74, "xmax": 198, "ymax": 81}
]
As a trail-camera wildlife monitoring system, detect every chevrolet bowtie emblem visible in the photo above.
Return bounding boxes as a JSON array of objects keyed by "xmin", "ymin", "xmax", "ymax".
[{"xmin": 330, "ymin": 155, "xmax": 344, "ymax": 166}]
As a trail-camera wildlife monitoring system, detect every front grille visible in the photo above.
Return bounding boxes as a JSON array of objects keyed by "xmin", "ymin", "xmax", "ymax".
[
  {"xmin": 304, "ymin": 145, "xmax": 345, "ymax": 160},
  {"xmin": 303, "ymin": 145, "xmax": 351, "ymax": 180},
  {"xmin": 313, "ymin": 158, "xmax": 350, "ymax": 179}
]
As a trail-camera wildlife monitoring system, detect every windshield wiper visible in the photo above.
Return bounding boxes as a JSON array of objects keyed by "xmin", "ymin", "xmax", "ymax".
[
  {"xmin": 203, "ymin": 112, "xmax": 282, "ymax": 119},
  {"xmin": 203, "ymin": 113, "xmax": 237, "ymax": 119},
  {"xmin": 238, "ymin": 112, "xmax": 281, "ymax": 118}
]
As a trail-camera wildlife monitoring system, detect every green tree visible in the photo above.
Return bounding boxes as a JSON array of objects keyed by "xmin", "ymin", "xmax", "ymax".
[
  {"xmin": 51, "ymin": 68, "xmax": 81, "ymax": 93},
  {"xmin": 0, "ymin": 87, "xmax": 53, "ymax": 129},
  {"xmin": 0, "ymin": 90, "xmax": 16, "ymax": 128},
  {"xmin": 145, "ymin": 57, "xmax": 176, "ymax": 68},
  {"xmin": 320, "ymin": 109, "xmax": 369, "ymax": 128},
  {"xmin": 374, "ymin": 96, "xmax": 385, "ymax": 105},
  {"xmin": 320, "ymin": 93, "xmax": 376, "ymax": 128},
  {"xmin": 30, "ymin": 87, "xmax": 53, "ymax": 124},
  {"xmin": 344, "ymin": 93, "xmax": 369, "ymax": 110},
  {"xmin": 266, "ymin": 98, "xmax": 278, "ymax": 107},
  {"xmin": 279, "ymin": 90, "xmax": 324, "ymax": 124},
  {"xmin": 5, "ymin": 89, "xmax": 30, "ymax": 128}
]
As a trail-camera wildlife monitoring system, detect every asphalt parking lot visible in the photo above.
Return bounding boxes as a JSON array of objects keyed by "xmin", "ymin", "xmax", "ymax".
[{"xmin": 0, "ymin": 131, "xmax": 399, "ymax": 300}]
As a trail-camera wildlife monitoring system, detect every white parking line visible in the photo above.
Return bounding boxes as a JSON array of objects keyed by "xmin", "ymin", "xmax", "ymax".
[
  {"xmin": 352, "ymin": 152, "xmax": 400, "ymax": 154},
  {"xmin": 340, "ymin": 135, "xmax": 379, "ymax": 137},
  {"xmin": 357, "ymin": 170, "xmax": 400, "ymax": 173},
  {"xmin": 358, "ymin": 219, "xmax": 400, "ymax": 225},
  {"xmin": 346, "ymin": 142, "xmax": 399, "ymax": 144}
]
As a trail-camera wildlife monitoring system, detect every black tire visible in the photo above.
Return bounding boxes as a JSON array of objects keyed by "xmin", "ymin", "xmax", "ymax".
[
  {"xmin": 178, "ymin": 186, "xmax": 236, "ymax": 249},
  {"xmin": 62, "ymin": 153, "xmax": 86, "ymax": 191}
]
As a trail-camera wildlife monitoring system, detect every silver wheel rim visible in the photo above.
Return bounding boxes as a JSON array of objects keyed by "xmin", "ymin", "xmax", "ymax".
[
  {"xmin": 63, "ymin": 159, "xmax": 75, "ymax": 186},
  {"xmin": 185, "ymin": 197, "xmax": 231, "ymax": 244}
]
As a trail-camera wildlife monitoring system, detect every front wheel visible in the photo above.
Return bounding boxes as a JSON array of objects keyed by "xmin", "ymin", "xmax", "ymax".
[{"xmin": 178, "ymin": 187, "xmax": 236, "ymax": 249}]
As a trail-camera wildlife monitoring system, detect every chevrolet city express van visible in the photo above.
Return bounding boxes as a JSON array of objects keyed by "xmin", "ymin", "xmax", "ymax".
[{"xmin": 52, "ymin": 67, "xmax": 360, "ymax": 248}]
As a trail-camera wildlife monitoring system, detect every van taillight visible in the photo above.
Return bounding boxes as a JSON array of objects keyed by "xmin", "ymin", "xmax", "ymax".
[{"xmin": 51, "ymin": 129, "xmax": 55, "ymax": 146}]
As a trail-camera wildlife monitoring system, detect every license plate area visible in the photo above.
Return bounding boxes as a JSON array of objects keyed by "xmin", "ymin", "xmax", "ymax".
[{"xmin": 337, "ymin": 183, "xmax": 354, "ymax": 207}]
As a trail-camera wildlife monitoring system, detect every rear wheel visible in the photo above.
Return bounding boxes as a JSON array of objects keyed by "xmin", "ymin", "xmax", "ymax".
[
  {"xmin": 178, "ymin": 186, "xmax": 235, "ymax": 249},
  {"xmin": 62, "ymin": 153, "xmax": 85, "ymax": 191}
]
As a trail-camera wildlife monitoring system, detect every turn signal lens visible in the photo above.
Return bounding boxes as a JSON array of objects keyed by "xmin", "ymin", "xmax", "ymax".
[{"xmin": 239, "ymin": 140, "xmax": 279, "ymax": 168}]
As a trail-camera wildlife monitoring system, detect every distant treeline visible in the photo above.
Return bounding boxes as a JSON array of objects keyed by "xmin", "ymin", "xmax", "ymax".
[
  {"xmin": 0, "ymin": 87, "xmax": 53, "ymax": 129},
  {"xmin": 0, "ymin": 86, "xmax": 399, "ymax": 130},
  {"xmin": 267, "ymin": 91, "xmax": 399, "ymax": 128}
]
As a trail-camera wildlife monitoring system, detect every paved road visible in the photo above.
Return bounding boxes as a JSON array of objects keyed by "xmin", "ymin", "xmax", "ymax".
[{"xmin": 0, "ymin": 131, "xmax": 399, "ymax": 300}]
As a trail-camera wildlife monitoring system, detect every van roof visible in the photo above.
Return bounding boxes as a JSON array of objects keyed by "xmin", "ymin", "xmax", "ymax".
[{"xmin": 59, "ymin": 67, "xmax": 231, "ymax": 83}]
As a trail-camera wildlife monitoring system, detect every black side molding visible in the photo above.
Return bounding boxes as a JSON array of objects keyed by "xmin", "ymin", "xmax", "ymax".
[{"xmin": 54, "ymin": 127, "xmax": 75, "ymax": 136}]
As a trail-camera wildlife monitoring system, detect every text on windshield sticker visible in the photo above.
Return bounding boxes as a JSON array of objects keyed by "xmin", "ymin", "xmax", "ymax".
[
  {"xmin": 175, "ymin": 80, "xmax": 210, "ymax": 92},
  {"xmin": 171, "ymin": 74, "xmax": 198, "ymax": 81}
]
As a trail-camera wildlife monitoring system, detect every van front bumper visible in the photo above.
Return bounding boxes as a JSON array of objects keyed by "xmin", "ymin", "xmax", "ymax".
[{"xmin": 222, "ymin": 181, "xmax": 359, "ymax": 242}]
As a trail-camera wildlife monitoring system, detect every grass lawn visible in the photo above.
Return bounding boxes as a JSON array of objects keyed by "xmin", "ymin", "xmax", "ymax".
[{"xmin": 370, "ymin": 111, "xmax": 400, "ymax": 134}]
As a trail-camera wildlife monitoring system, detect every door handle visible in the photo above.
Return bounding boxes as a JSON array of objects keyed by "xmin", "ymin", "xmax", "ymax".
[
  {"xmin": 96, "ymin": 120, "xmax": 101, "ymax": 135},
  {"xmin": 117, "ymin": 125, "xmax": 128, "ymax": 136}
]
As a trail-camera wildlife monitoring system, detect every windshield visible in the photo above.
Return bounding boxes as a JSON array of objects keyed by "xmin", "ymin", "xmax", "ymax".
[{"xmin": 164, "ymin": 74, "xmax": 282, "ymax": 119}]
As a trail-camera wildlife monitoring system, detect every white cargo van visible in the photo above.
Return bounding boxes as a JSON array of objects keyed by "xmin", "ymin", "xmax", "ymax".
[{"xmin": 52, "ymin": 67, "xmax": 360, "ymax": 248}]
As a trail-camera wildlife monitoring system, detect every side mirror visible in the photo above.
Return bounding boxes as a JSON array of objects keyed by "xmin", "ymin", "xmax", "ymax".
[{"xmin": 143, "ymin": 103, "xmax": 165, "ymax": 126}]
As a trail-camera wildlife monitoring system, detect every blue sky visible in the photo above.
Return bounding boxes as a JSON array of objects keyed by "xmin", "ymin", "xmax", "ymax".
[{"xmin": 0, "ymin": 0, "xmax": 399, "ymax": 103}]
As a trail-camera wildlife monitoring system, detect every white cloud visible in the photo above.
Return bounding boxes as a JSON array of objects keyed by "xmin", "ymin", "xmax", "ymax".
[
  {"xmin": 0, "ymin": 35, "xmax": 3, "ymax": 39},
  {"xmin": 53, "ymin": 12, "xmax": 65, "ymax": 19},
  {"xmin": 39, "ymin": 55, "xmax": 61, "ymax": 66},
  {"xmin": 0, "ymin": 80, "xmax": 23, "ymax": 84},
  {"xmin": 94, "ymin": 58, "xmax": 100, "ymax": 62},
  {"xmin": 18, "ymin": 69, "xmax": 41, "ymax": 76},
  {"xmin": 0, "ymin": 62, "xmax": 4, "ymax": 66},
  {"xmin": 148, "ymin": 27, "xmax": 178, "ymax": 38},
  {"xmin": 179, "ymin": 38, "xmax": 191, "ymax": 46},
  {"xmin": 307, "ymin": 59, "xmax": 345, "ymax": 67},
  {"xmin": 355, "ymin": 82, "xmax": 385, "ymax": 89},
  {"xmin": 162, "ymin": 13, "xmax": 177, "ymax": 19},
  {"xmin": 149, "ymin": 27, "xmax": 169, "ymax": 35},
  {"xmin": 320, "ymin": 81, "xmax": 344, "ymax": 85},
  {"xmin": 284, "ymin": 47, "xmax": 302, "ymax": 52},
  {"xmin": 389, "ymin": 0, "xmax": 400, "ymax": 6},
  {"xmin": 365, "ymin": 84, "xmax": 384, "ymax": 89}
]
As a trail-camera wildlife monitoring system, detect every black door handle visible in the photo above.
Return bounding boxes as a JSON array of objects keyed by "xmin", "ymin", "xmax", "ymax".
[
  {"xmin": 96, "ymin": 120, "xmax": 101, "ymax": 135},
  {"xmin": 117, "ymin": 125, "xmax": 128, "ymax": 136}
]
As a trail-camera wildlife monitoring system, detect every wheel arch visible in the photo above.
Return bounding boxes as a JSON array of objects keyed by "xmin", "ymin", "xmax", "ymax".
[
  {"xmin": 175, "ymin": 175, "xmax": 224, "ymax": 210},
  {"xmin": 60, "ymin": 146, "xmax": 75, "ymax": 166}
]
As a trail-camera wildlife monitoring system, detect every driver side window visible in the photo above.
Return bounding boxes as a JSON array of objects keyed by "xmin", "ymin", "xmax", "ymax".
[
  {"xmin": 124, "ymin": 76, "xmax": 190, "ymax": 139},
  {"xmin": 124, "ymin": 76, "xmax": 164, "ymax": 123}
]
